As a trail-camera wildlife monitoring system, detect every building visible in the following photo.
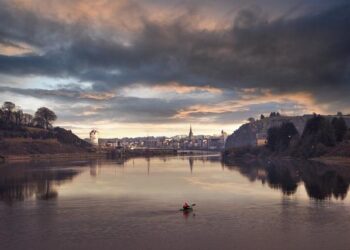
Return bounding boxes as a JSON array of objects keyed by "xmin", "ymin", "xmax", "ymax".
[
  {"xmin": 256, "ymin": 133, "xmax": 267, "ymax": 146},
  {"xmin": 89, "ymin": 129, "xmax": 99, "ymax": 145}
]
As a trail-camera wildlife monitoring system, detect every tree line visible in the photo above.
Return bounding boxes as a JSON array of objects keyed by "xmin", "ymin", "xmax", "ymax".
[
  {"xmin": 266, "ymin": 114, "xmax": 349, "ymax": 158},
  {"xmin": 0, "ymin": 101, "xmax": 57, "ymax": 130}
]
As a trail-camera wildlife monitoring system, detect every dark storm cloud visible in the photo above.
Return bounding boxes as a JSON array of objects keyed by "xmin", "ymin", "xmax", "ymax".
[
  {"xmin": 0, "ymin": 0, "xmax": 350, "ymax": 113},
  {"xmin": 0, "ymin": 1, "xmax": 84, "ymax": 49},
  {"xmin": 0, "ymin": 85, "xmax": 199, "ymax": 123}
]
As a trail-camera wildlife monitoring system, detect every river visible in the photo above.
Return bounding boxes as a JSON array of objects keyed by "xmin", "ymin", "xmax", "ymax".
[{"xmin": 1, "ymin": 155, "xmax": 350, "ymax": 250}]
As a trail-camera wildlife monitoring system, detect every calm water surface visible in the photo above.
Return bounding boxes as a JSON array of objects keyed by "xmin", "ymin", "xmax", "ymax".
[{"xmin": 1, "ymin": 155, "xmax": 350, "ymax": 250}]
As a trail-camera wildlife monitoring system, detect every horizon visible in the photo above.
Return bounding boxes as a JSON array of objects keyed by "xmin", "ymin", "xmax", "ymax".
[{"xmin": 1, "ymin": 0, "xmax": 350, "ymax": 138}]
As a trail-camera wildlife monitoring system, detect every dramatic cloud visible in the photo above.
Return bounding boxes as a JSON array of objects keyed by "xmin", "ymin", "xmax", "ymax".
[{"xmin": 0, "ymin": 0, "xmax": 349, "ymax": 137}]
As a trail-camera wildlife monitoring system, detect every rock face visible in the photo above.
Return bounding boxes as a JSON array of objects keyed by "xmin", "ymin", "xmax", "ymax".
[{"xmin": 225, "ymin": 115, "xmax": 350, "ymax": 150}]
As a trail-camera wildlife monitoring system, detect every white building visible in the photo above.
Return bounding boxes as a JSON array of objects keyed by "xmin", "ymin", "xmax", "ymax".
[{"xmin": 89, "ymin": 129, "xmax": 99, "ymax": 145}]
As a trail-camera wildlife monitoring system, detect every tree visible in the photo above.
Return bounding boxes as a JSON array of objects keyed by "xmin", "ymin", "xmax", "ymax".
[
  {"xmin": 14, "ymin": 109, "xmax": 24, "ymax": 126},
  {"xmin": 279, "ymin": 122, "xmax": 298, "ymax": 150},
  {"xmin": 260, "ymin": 114, "xmax": 265, "ymax": 120},
  {"xmin": 267, "ymin": 122, "xmax": 298, "ymax": 152},
  {"xmin": 302, "ymin": 115, "xmax": 335, "ymax": 147},
  {"xmin": 2, "ymin": 101, "xmax": 16, "ymax": 123},
  {"xmin": 269, "ymin": 112, "xmax": 281, "ymax": 118},
  {"xmin": 332, "ymin": 117, "xmax": 347, "ymax": 142},
  {"xmin": 247, "ymin": 117, "xmax": 255, "ymax": 123},
  {"xmin": 267, "ymin": 127, "xmax": 280, "ymax": 151},
  {"xmin": 34, "ymin": 107, "xmax": 57, "ymax": 129}
]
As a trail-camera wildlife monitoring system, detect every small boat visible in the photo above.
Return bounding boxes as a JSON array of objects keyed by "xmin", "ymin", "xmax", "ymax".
[
  {"xmin": 179, "ymin": 203, "xmax": 196, "ymax": 212},
  {"xmin": 179, "ymin": 207, "xmax": 193, "ymax": 212}
]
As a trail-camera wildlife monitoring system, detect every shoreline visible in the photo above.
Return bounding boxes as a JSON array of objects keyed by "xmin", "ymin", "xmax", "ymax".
[
  {"xmin": 0, "ymin": 149, "xmax": 220, "ymax": 164},
  {"xmin": 1, "ymin": 152, "xmax": 107, "ymax": 163},
  {"xmin": 311, "ymin": 156, "xmax": 350, "ymax": 167},
  {"xmin": 223, "ymin": 153, "xmax": 350, "ymax": 167}
]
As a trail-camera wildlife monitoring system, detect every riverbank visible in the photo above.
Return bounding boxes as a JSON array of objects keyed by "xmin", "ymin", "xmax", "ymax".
[
  {"xmin": 0, "ymin": 148, "xmax": 180, "ymax": 164},
  {"xmin": 312, "ymin": 156, "xmax": 350, "ymax": 167},
  {"xmin": 223, "ymin": 148, "xmax": 350, "ymax": 168},
  {"xmin": 2, "ymin": 152, "xmax": 106, "ymax": 163}
]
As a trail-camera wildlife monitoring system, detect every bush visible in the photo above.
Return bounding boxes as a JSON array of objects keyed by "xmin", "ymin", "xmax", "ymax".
[
  {"xmin": 332, "ymin": 117, "xmax": 347, "ymax": 142},
  {"xmin": 267, "ymin": 122, "xmax": 298, "ymax": 152}
]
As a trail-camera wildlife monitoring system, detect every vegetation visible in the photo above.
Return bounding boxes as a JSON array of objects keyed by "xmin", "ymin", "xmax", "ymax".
[
  {"xmin": 34, "ymin": 107, "xmax": 57, "ymax": 129},
  {"xmin": 332, "ymin": 117, "xmax": 347, "ymax": 142},
  {"xmin": 0, "ymin": 101, "xmax": 91, "ymax": 156},
  {"xmin": 267, "ymin": 122, "xmax": 298, "ymax": 152},
  {"xmin": 265, "ymin": 114, "xmax": 349, "ymax": 158},
  {"xmin": 269, "ymin": 112, "xmax": 281, "ymax": 117},
  {"xmin": 225, "ymin": 113, "xmax": 350, "ymax": 160},
  {"xmin": 0, "ymin": 101, "xmax": 56, "ymax": 130}
]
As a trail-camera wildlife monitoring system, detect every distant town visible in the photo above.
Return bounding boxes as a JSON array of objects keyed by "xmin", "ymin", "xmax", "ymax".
[{"xmin": 86, "ymin": 126, "xmax": 228, "ymax": 151}]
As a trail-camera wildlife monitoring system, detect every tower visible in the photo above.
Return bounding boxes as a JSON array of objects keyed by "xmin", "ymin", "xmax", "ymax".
[{"xmin": 89, "ymin": 129, "xmax": 99, "ymax": 145}]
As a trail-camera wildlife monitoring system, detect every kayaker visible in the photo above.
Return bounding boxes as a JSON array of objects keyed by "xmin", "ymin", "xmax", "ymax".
[{"xmin": 183, "ymin": 202, "xmax": 190, "ymax": 210}]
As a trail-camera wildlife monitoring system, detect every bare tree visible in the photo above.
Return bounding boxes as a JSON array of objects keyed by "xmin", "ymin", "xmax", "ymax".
[{"xmin": 14, "ymin": 109, "xmax": 24, "ymax": 125}]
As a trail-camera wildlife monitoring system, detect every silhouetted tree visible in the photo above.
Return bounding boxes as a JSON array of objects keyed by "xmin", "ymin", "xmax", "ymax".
[
  {"xmin": 247, "ymin": 117, "xmax": 255, "ymax": 123},
  {"xmin": 14, "ymin": 109, "xmax": 23, "ymax": 126},
  {"xmin": 267, "ymin": 127, "xmax": 280, "ymax": 151},
  {"xmin": 34, "ymin": 107, "xmax": 57, "ymax": 129},
  {"xmin": 1, "ymin": 101, "xmax": 16, "ymax": 123},
  {"xmin": 332, "ymin": 117, "xmax": 347, "ymax": 142},
  {"xmin": 296, "ymin": 115, "xmax": 336, "ymax": 158},
  {"xmin": 302, "ymin": 115, "xmax": 335, "ymax": 147},
  {"xmin": 269, "ymin": 112, "xmax": 281, "ymax": 118},
  {"xmin": 267, "ymin": 122, "xmax": 298, "ymax": 152},
  {"xmin": 260, "ymin": 114, "xmax": 265, "ymax": 120},
  {"xmin": 279, "ymin": 122, "xmax": 298, "ymax": 150}
]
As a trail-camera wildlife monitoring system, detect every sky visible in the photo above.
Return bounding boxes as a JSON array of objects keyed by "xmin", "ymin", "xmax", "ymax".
[{"xmin": 0, "ymin": 0, "xmax": 349, "ymax": 138}]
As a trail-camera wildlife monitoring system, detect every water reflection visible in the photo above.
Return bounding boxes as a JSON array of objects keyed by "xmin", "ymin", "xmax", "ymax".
[
  {"xmin": 89, "ymin": 160, "xmax": 102, "ymax": 177},
  {"xmin": 1, "ymin": 156, "xmax": 349, "ymax": 205},
  {"xmin": 189, "ymin": 158, "xmax": 194, "ymax": 174},
  {"xmin": 224, "ymin": 158, "xmax": 350, "ymax": 200},
  {"xmin": 0, "ymin": 162, "xmax": 81, "ymax": 204}
]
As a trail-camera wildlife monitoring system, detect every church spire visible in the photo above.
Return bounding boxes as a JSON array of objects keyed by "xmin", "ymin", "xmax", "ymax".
[{"xmin": 189, "ymin": 124, "xmax": 193, "ymax": 140}]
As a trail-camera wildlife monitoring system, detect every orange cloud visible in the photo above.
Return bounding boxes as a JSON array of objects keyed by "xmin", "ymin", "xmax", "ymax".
[
  {"xmin": 10, "ymin": 0, "xmax": 228, "ymax": 33},
  {"xmin": 174, "ymin": 89, "xmax": 322, "ymax": 119},
  {"xmin": 0, "ymin": 41, "xmax": 36, "ymax": 56},
  {"xmin": 152, "ymin": 82, "xmax": 222, "ymax": 94},
  {"xmin": 79, "ymin": 92, "xmax": 116, "ymax": 100}
]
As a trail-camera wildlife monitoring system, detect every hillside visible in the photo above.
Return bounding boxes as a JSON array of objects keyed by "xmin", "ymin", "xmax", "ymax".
[
  {"xmin": 0, "ymin": 126, "xmax": 92, "ymax": 156},
  {"xmin": 225, "ymin": 114, "xmax": 350, "ymax": 150},
  {"xmin": 224, "ymin": 114, "xmax": 350, "ymax": 160}
]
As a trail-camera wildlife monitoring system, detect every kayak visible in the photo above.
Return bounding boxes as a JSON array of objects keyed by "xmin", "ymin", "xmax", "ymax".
[
  {"xmin": 179, "ymin": 207, "xmax": 194, "ymax": 212},
  {"xmin": 179, "ymin": 203, "xmax": 196, "ymax": 212}
]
